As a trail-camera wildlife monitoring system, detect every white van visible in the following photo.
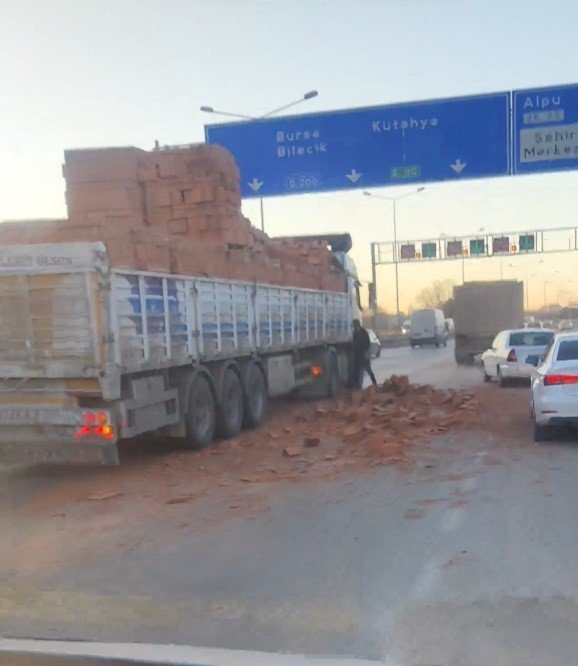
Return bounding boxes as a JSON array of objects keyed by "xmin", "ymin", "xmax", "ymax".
[{"xmin": 410, "ymin": 309, "xmax": 447, "ymax": 348}]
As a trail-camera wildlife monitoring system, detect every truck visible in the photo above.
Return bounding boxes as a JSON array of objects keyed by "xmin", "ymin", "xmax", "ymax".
[
  {"xmin": 0, "ymin": 238, "xmax": 361, "ymax": 465},
  {"xmin": 453, "ymin": 280, "xmax": 524, "ymax": 365}
]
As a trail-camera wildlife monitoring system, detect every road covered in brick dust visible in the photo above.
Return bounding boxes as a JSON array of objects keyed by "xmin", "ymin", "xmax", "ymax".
[{"xmin": 3, "ymin": 341, "xmax": 578, "ymax": 664}]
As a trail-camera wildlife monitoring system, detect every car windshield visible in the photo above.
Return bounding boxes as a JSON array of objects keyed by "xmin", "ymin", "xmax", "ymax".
[
  {"xmin": 509, "ymin": 331, "xmax": 554, "ymax": 347},
  {"xmin": 557, "ymin": 340, "xmax": 578, "ymax": 361}
]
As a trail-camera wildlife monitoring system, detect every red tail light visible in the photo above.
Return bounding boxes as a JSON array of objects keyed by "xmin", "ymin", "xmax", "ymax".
[
  {"xmin": 74, "ymin": 424, "xmax": 115, "ymax": 440},
  {"xmin": 507, "ymin": 348, "xmax": 517, "ymax": 362},
  {"xmin": 544, "ymin": 374, "xmax": 578, "ymax": 386}
]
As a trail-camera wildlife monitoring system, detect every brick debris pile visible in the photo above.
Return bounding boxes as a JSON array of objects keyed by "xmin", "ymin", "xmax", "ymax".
[
  {"xmin": 190, "ymin": 375, "xmax": 483, "ymax": 487},
  {"xmin": 0, "ymin": 145, "xmax": 344, "ymax": 291}
]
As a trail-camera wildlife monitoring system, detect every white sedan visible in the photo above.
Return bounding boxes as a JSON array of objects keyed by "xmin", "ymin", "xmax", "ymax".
[
  {"xmin": 531, "ymin": 333, "xmax": 578, "ymax": 441},
  {"xmin": 481, "ymin": 328, "xmax": 555, "ymax": 387}
]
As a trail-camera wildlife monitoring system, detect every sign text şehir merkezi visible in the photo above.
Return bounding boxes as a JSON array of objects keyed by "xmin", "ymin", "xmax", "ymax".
[{"xmin": 514, "ymin": 84, "xmax": 578, "ymax": 174}]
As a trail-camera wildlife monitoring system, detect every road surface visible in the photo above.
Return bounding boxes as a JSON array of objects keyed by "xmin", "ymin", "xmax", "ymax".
[
  {"xmin": 2, "ymin": 342, "xmax": 578, "ymax": 665},
  {"xmin": 370, "ymin": 339, "xmax": 480, "ymax": 389}
]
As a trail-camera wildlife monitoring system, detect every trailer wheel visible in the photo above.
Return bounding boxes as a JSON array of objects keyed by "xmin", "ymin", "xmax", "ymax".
[
  {"xmin": 243, "ymin": 363, "xmax": 268, "ymax": 429},
  {"xmin": 217, "ymin": 368, "xmax": 244, "ymax": 438},
  {"xmin": 185, "ymin": 374, "xmax": 216, "ymax": 450}
]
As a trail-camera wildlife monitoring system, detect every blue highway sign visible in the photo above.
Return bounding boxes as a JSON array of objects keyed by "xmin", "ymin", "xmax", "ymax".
[
  {"xmin": 205, "ymin": 92, "xmax": 511, "ymax": 198},
  {"xmin": 514, "ymin": 84, "xmax": 578, "ymax": 175}
]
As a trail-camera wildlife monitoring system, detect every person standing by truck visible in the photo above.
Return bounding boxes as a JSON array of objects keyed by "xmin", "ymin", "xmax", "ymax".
[{"xmin": 352, "ymin": 319, "xmax": 377, "ymax": 388}]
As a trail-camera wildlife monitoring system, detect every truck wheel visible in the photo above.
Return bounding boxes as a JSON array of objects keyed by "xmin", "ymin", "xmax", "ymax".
[
  {"xmin": 243, "ymin": 363, "xmax": 268, "ymax": 429},
  {"xmin": 327, "ymin": 354, "xmax": 339, "ymax": 397},
  {"xmin": 185, "ymin": 374, "xmax": 216, "ymax": 450},
  {"xmin": 217, "ymin": 368, "xmax": 244, "ymax": 438}
]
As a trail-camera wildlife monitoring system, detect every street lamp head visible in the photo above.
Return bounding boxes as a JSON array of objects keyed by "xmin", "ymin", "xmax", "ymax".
[
  {"xmin": 200, "ymin": 106, "xmax": 214, "ymax": 113},
  {"xmin": 303, "ymin": 90, "xmax": 318, "ymax": 100}
]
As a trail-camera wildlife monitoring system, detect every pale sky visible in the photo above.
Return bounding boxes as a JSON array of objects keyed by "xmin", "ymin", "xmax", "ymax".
[{"xmin": 1, "ymin": 0, "xmax": 577, "ymax": 312}]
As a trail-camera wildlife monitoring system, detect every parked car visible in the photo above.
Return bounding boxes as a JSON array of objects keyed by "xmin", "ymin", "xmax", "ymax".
[
  {"xmin": 481, "ymin": 328, "xmax": 554, "ymax": 387},
  {"xmin": 401, "ymin": 319, "xmax": 411, "ymax": 335},
  {"xmin": 530, "ymin": 332, "xmax": 578, "ymax": 441},
  {"xmin": 367, "ymin": 329, "xmax": 381, "ymax": 358},
  {"xmin": 558, "ymin": 319, "xmax": 574, "ymax": 331},
  {"xmin": 409, "ymin": 308, "xmax": 447, "ymax": 348}
]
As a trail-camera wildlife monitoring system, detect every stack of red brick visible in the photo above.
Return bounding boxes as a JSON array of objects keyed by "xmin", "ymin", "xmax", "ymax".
[{"xmin": 0, "ymin": 145, "xmax": 344, "ymax": 292}]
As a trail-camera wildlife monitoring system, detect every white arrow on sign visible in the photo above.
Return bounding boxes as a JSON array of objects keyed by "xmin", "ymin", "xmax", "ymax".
[
  {"xmin": 247, "ymin": 178, "xmax": 263, "ymax": 192},
  {"xmin": 346, "ymin": 169, "xmax": 362, "ymax": 183},
  {"xmin": 450, "ymin": 159, "xmax": 467, "ymax": 174}
]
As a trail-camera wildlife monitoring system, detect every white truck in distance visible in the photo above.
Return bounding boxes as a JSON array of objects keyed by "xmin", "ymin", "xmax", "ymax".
[{"xmin": 0, "ymin": 237, "xmax": 361, "ymax": 465}]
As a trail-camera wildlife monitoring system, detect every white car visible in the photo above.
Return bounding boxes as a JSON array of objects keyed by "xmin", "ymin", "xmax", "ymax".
[
  {"xmin": 401, "ymin": 319, "xmax": 411, "ymax": 335},
  {"xmin": 531, "ymin": 333, "xmax": 578, "ymax": 441},
  {"xmin": 481, "ymin": 328, "xmax": 555, "ymax": 387}
]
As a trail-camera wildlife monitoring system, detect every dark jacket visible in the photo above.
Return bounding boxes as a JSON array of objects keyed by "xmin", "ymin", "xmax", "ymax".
[{"xmin": 352, "ymin": 327, "xmax": 371, "ymax": 360}]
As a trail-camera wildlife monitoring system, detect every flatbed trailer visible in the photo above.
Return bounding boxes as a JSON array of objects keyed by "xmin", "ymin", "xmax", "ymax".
[{"xmin": 0, "ymin": 243, "xmax": 356, "ymax": 464}]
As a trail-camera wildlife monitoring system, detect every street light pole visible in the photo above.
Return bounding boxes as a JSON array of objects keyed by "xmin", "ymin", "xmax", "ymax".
[
  {"xmin": 363, "ymin": 187, "xmax": 424, "ymax": 324},
  {"xmin": 201, "ymin": 91, "xmax": 319, "ymax": 234},
  {"xmin": 370, "ymin": 243, "xmax": 377, "ymax": 326},
  {"xmin": 259, "ymin": 198, "xmax": 265, "ymax": 233},
  {"xmin": 392, "ymin": 199, "xmax": 400, "ymax": 322}
]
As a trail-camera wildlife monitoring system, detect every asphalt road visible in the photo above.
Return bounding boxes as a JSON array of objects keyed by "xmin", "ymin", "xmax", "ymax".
[
  {"xmin": 370, "ymin": 338, "xmax": 480, "ymax": 389},
  {"xmin": 3, "ymin": 342, "xmax": 578, "ymax": 664}
]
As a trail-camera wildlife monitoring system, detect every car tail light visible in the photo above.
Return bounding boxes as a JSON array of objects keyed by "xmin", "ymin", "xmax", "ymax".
[
  {"xmin": 507, "ymin": 348, "xmax": 517, "ymax": 362},
  {"xmin": 543, "ymin": 374, "xmax": 578, "ymax": 386}
]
